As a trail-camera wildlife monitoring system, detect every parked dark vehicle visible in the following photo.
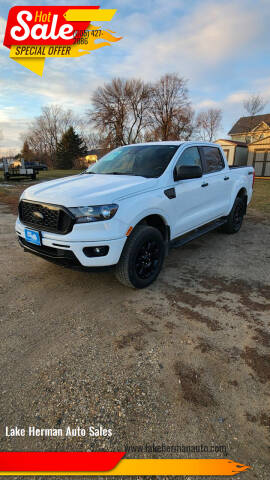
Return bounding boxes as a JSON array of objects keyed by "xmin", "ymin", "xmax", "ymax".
[{"xmin": 24, "ymin": 162, "xmax": 48, "ymax": 171}]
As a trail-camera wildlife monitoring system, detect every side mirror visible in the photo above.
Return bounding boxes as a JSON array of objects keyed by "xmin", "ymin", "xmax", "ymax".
[{"xmin": 174, "ymin": 165, "xmax": 202, "ymax": 181}]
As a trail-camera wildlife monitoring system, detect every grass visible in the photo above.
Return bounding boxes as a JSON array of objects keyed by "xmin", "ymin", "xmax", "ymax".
[
  {"xmin": 0, "ymin": 169, "xmax": 81, "ymax": 183},
  {"xmin": 0, "ymin": 169, "xmax": 81, "ymax": 215},
  {"xmin": 0, "ymin": 171, "xmax": 269, "ymax": 217},
  {"xmin": 0, "ymin": 186, "xmax": 22, "ymax": 215},
  {"xmin": 249, "ymin": 179, "xmax": 270, "ymax": 215},
  {"xmin": 38, "ymin": 169, "xmax": 81, "ymax": 180}
]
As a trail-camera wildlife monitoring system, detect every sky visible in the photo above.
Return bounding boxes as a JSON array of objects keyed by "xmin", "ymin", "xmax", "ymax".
[{"xmin": 0, "ymin": 0, "xmax": 270, "ymax": 155}]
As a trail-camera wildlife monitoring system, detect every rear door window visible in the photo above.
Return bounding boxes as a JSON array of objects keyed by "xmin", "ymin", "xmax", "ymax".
[{"xmin": 201, "ymin": 147, "xmax": 225, "ymax": 173}]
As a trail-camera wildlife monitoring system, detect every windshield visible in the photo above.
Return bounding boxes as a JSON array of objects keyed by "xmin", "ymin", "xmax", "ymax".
[{"xmin": 86, "ymin": 145, "xmax": 179, "ymax": 178}]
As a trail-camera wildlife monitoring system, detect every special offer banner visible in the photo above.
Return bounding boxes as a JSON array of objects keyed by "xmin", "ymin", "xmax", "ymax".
[
  {"xmin": 0, "ymin": 452, "xmax": 250, "ymax": 476},
  {"xmin": 3, "ymin": 6, "xmax": 122, "ymax": 76}
]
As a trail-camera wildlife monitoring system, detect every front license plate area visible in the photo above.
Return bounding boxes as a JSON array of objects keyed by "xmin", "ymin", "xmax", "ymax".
[{"xmin": 24, "ymin": 228, "xmax": 41, "ymax": 246}]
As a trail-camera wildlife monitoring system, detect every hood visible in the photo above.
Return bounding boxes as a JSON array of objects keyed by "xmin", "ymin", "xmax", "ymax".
[{"xmin": 21, "ymin": 173, "xmax": 159, "ymax": 206}]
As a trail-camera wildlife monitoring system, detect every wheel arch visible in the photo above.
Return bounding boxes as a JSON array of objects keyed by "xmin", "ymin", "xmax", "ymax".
[
  {"xmin": 236, "ymin": 187, "xmax": 248, "ymax": 214},
  {"xmin": 135, "ymin": 214, "xmax": 170, "ymax": 243},
  {"xmin": 229, "ymin": 183, "xmax": 248, "ymax": 216}
]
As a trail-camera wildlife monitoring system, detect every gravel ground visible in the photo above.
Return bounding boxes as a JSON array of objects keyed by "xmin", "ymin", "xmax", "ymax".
[{"xmin": 0, "ymin": 203, "xmax": 269, "ymax": 480}]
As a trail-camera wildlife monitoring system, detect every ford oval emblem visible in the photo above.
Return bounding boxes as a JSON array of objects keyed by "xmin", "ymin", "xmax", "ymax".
[{"xmin": 33, "ymin": 211, "xmax": 44, "ymax": 220}]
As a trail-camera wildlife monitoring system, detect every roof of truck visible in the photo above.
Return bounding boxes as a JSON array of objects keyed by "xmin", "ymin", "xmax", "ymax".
[{"xmin": 122, "ymin": 141, "xmax": 219, "ymax": 147}]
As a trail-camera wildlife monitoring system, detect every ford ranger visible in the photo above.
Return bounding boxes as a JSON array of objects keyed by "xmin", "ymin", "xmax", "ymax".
[{"xmin": 16, "ymin": 141, "xmax": 254, "ymax": 288}]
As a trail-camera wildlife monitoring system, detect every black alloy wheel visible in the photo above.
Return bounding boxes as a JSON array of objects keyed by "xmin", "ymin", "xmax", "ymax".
[
  {"xmin": 115, "ymin": 225, "xmax": 165, "ymax": 288},
  {"xmin": 232, "ymin": 200, "xmax": 244, "ymax": 230},
  {"xmin": 135, "ymin": 239, "xmax": 161, "ymax": 280},
  {"xmin": 221, "ymin": 196, "xmax": 245, "ymax": 234}
]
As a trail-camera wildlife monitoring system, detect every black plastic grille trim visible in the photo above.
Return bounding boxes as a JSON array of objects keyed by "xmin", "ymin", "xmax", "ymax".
[{"xmin": 19, "ymin": 200, "xmax": 74, "ymax": 234}]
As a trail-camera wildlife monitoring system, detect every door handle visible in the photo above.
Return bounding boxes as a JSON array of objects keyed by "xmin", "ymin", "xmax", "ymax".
[
  {"xmin": 224, "ymin": 176, "xmax": 230, "ymax": 181},
  {"xmin": 201, "ymin": 182, "xmax": 208, "ymax": 187}
]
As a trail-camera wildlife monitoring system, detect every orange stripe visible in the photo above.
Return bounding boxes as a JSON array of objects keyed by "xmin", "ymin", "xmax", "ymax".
[{"xmin": 0, "ymin": 458, "xmax": 250, "ymax": 476}]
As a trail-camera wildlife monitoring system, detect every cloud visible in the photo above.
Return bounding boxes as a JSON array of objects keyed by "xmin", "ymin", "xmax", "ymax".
[
  {"xmin": 194, "ymin": 99, "xmax": 220, "ymax": 110},
  {"xmin": 251, "ymin": 77, "xmax": 270, "ymax": 104},
  {"xmin": 226, "ymin": 92, "xmax": 251, "ymax": 104},
  {"xmin": 225, "ymin": 81, "xmax": 270, "ymax": 109},
  {"xmin": 1, "ymin": 57, "xmax": 105, "ymax": 108},
  {"xmin": 109, "ymin": 0, "xmax": 269, "ymax": 82},
  {"xmin": 214, "ymin": 85, "xmax": 270, "ymax": 138},
  {"xmin": 0, "ymin": 55, "xmax": 109, "ymax": 154},
  {"xmin": 0, "ymin": 106, "xmax": 29, "ymax": 155}
]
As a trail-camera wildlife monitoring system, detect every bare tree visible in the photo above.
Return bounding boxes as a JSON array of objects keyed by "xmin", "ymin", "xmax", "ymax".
[
  {"xmin": 76, "ymin": 119, "xmax": 100, "ymax": 151},
  {"xmin": 196, "ymin": 108, "xmax": 222, "ymax": 141},
  {"xmin": 87, "ymin": 74, "xmax": 195, "ymax": 147},
  {"xmin": 147, "ymin": 73, "xmax": 193, "ymax": 141},
  {"xmin": 242, "ymin": 94, "xmax": 268, "ymax": 143},
  {"xmin": 88, "ymin": 78, "xmax": 151, "ymax": 149},
  {"xmin": 24, "ymin": 105, "xmax": 78, "ymax": 167},
  {"xmin": 85, "ymin": 132, "xmax": 100, "ymax": 150},
  {"xmin": 243, "ymin": 94, "xmax": 267, "ymax": 117}
]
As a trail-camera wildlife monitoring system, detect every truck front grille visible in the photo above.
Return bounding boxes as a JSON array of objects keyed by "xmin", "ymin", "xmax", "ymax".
[{"xmin": 19, "ymin": 200, "xmax": 74, "ymax": 234}]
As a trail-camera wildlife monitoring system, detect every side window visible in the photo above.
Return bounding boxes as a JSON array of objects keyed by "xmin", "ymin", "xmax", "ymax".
[
  {"xmin": 202, "ymin": 147, "xmax": 225, "ymax": 173},
  {"xmin": 176, "ymin": 147, "xmax": 202, "ymax": 169}
]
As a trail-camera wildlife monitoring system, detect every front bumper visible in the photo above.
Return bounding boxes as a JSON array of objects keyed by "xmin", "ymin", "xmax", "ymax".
[{"xmin": 16, "ymin": 218, "xmax": 127, "ymax": 267}]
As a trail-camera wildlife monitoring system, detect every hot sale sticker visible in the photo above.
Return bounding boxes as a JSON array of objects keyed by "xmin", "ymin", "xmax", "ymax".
[{"xmin": 3, "ymin": 6, "xmax": 122, "ymax": 76}]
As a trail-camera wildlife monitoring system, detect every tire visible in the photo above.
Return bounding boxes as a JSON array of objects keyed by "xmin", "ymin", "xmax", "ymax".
[
  {"xmin": 115, "ymin": 225, "xmax": 165, "ymax": 288},
  {"xmin": 220, "ymin": 197, "xmax": 245, "ymax": 234}
]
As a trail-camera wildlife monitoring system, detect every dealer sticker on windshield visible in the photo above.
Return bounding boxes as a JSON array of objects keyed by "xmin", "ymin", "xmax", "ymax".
[{"xmin": 25, "ymin": 228, "xmax": 41, "ymax": 246}]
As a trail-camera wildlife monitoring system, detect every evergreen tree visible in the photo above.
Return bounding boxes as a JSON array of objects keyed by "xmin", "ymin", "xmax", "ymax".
[
  {"xmin": 56, "ymin": 127, "xmax": 88, "ymax": 169},
  {"xmin": 21, "ymin": 140, "xmax": 34, "ymax": 162}
]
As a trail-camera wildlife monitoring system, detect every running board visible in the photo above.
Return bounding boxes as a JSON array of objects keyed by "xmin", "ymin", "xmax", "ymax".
[{"xmin": 170, "ymin": 218, "xmax": 227, "ymax": 249}]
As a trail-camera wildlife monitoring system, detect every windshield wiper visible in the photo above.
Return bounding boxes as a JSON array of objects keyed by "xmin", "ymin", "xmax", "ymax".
[
  {"xmin": 84, "ymin": 171, "xmax": 151, "ymax": 177},
  {"xmin": 105, "ymin": 172, "xmax": 150, "ymax": 177},
  {"xmin": 105, "ymin": 172, "xmax": 127, "ymax": 175}
]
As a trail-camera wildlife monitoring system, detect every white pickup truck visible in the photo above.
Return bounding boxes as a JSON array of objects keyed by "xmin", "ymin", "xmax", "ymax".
[{"xmin": 16, "ymin": 141, "xmax": 254, "ymax": 288}]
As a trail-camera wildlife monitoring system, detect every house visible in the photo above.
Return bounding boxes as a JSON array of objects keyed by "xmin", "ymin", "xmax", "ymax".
[
  {"xmin": 228, "ymin": 114, "xmax": 270, "ymax": 144},
  {"xmin": 85, "ymin": 148, "xmax": 107, "ymax": 163},
  {"xmin": 215, "ymin": 114, "xmax": 270, "ymax": 176}
]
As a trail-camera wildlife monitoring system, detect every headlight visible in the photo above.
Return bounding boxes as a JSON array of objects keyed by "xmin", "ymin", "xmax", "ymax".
[{"xmin": 68, "ymin": 204, "xmax": 118, "ymax": 223}]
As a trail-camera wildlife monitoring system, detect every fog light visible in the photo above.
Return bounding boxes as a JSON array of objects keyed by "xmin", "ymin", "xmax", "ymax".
[{"xmin": 83, "ymin": 246, "xmax": 109, "ymax": 257}]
